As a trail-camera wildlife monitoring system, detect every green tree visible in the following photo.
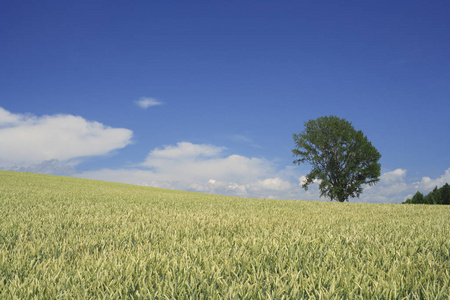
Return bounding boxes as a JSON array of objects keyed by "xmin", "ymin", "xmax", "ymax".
[
  {"xmin": 430, "ymin": 186, "xmax": 439, "ymax": 204},
  {"xmin": 292, "ymin": 116, "xmax": 381, "ymax": 202},
  {"xmin": 411, "ymin": 191, "xmax": 424, "ymax": 204},
  {"xmin": 425, "ymin": 193, "xmax": 435, "ymax": 205},
  {"xmin": 441, "ymin": 183, "xmax": 450, "ymax": 205}
]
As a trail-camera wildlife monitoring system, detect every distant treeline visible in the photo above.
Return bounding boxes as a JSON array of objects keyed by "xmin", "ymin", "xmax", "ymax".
[{"xmin": 402, "ymin": 183, "xmax": 450, "ymax": 205}]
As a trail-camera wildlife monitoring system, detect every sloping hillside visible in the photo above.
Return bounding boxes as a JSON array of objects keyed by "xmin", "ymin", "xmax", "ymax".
[{"xmin": 0, "ymin": 171, "xmax": 449, "ymax": 299}]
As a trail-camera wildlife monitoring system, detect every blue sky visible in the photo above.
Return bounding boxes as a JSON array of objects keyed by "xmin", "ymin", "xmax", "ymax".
[{"xmin": 1, "ymin": 1, "xmax": 449, "ymax": 203}]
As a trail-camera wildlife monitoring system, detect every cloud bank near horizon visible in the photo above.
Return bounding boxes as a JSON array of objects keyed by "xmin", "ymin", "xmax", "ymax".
[
  {"xmin": 75, "ymin": 141, "xmax": 450, "ymax": 203},
  {"xmin": 76, "ymin": 141, "xmax": 300, "ymax": 199},
  {"xmin": 0, "ymin": 107, "xmax": 448, "ymax": 203}
]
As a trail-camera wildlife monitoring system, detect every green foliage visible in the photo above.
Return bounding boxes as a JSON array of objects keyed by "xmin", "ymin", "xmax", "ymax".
[
  {"xmin": 1, "ymin": 171, "xmax": 449, "ymax": 299},
  {"xmin": 293, "ymin": 116, "xmax": 381, "ymax": 202},
  {"xmin": 412, "ymin": 191, "xmax": 425, "ymax": 204},
  {"xmin": 441, "ymin": 183, "xmax": 450, "ymax": 205},
  {"xmin": 403, "ymin": 183, "xmax": 450, "ymax": 205}
]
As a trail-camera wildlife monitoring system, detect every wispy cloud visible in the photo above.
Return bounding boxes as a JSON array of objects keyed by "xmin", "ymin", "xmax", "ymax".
[
  {"xmin": 227, "ymin": 134, "xmax": 261, "ymax": 148},
  {"xmin": 229, "ymin": 134, "xmax": 253, "ymax": 144},
  {"xmin": 135, "ymin": 97, "xmax": 163, "ymax": 109},
  {"xmin": 9, "ymin": 159, "xmax": 77, "ymax": 176},
  {"xmin": 142, "ymin": 142, "xmax": 224, "ymax": 162}
]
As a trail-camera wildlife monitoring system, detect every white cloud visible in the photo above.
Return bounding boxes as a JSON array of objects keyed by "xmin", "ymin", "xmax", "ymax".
[
  {"xmin": 135, "ymin": 97, "xmax": 163, "ymax": 109},
  {"xmin": 143, "ymin": 142, "xmax": 224, "ymax": 162},
  {"xmin": 190, "ymin": 177, "xmax": 296, "ymax": 199},
  {"xmin": 380, "ymin": 168, "xmax": 407, "ymax": 184},
  {"xmin": 139, "ymin": 142, "xmax": 272, "ymax": 185},
  {"xmin": 357, "ymin": 168, "xmax": 449, "ymax": 203},
  {"xmin": 358, "ymin": 168, "xmax": 410, "ymax": 203},
  {"xmin": 0, "ymin": 107, "xmax": 23, "ymax": 126},
  {"xmin": 77, "ymin": 141, "xmax": 302, "ymax": 199},
  {"xmin": 0, "ymin": 107, "xmax": 133, "ymax": 169},
  {"xmin": 416, "ymin": 168, "xmax": 450, "ymax": 192},
  {"xmin": 254, "ymin": 177, "xmax": 292, "ymax": 191}
]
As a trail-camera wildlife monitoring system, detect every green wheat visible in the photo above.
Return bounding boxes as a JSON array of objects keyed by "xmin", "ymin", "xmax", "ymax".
[{"xmin": 0, "ymin": 170, "xmax": 448, "ymax": 299}]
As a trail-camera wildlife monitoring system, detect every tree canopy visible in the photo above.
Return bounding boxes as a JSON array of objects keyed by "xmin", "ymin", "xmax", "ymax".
[{"xmin": 293, "ymin": 116, "xmax": 381, "ymax": 202}]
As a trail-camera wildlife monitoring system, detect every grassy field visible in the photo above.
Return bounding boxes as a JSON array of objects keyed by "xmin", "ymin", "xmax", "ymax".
[{"xmin": 0, "ymin": 170, "xmax": 448, "ymax": 299}]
